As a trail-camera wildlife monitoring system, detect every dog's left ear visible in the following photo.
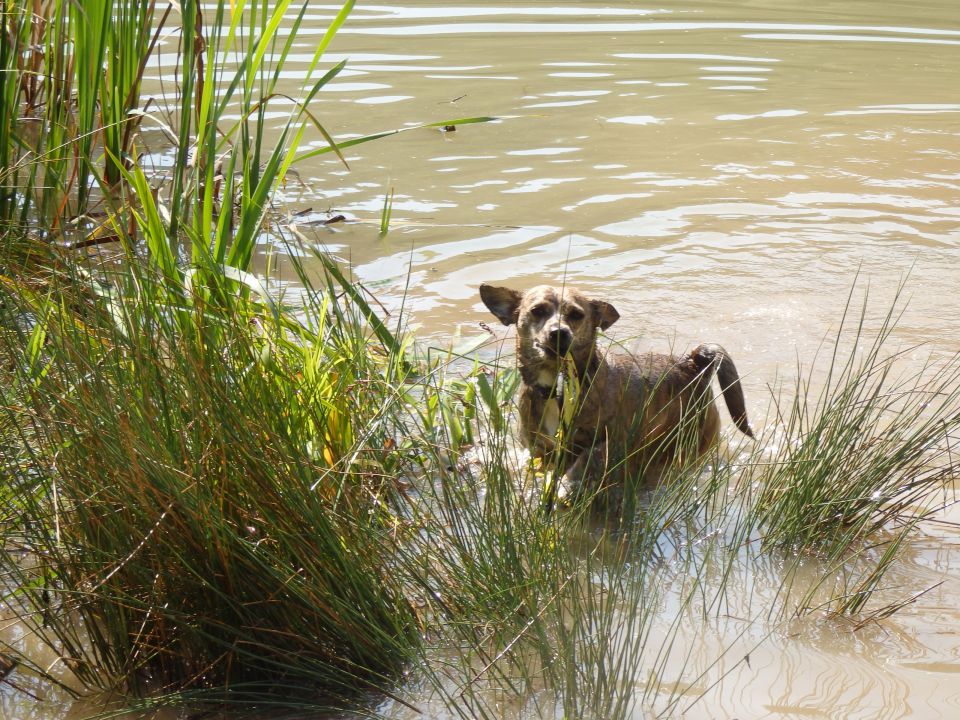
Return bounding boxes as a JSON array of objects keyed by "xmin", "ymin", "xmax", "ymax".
[
  {"xmin": 479, "ymin": 284, "xmax": 523, "ymax": 326},
  {"xmin": 591, "ymin": 300, "xmax": 620, "ymax": 330}
]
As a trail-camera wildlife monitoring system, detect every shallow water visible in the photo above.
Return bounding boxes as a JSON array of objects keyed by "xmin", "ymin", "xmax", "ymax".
[
  {"xmin": 267, "ymin": 2, "xmax": 960, "ymax": 717},
  {"xmin": 24, "ymin": 1, "xmax": 960, "ymax": 718},
  {"xmin": 264, "ymin": 2, "xmax": 960, "ymax": 715}
]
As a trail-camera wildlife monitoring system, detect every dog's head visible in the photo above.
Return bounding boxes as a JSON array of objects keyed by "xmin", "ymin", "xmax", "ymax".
[{"xmin": 479, "ymin": 284, "xmax": 619, "ymax": 383}]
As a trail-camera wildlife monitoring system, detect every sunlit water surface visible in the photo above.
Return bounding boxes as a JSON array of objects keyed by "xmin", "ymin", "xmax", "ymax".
[{"xmin": 14, "ymin": 1, "xmax": 960, "ymax": 718}]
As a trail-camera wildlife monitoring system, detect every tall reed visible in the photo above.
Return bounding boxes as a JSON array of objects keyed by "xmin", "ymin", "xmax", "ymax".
[{"xmin": 2, "ymin": 0, "xmax": 428, "ymax": 710}]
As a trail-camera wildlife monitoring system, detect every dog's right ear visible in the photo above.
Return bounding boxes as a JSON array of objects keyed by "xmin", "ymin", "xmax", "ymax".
[{"xmin": 479, "ymin": 284, "xmax": 523, "ymax": 326}]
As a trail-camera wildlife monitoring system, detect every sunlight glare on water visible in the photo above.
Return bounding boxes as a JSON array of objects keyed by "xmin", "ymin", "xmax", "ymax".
[{"xmin": 249, "ymin": 1, "xmax": 960, "ymax": 378}]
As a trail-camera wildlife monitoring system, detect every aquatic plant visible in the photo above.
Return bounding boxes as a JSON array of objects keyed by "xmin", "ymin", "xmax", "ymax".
[
  {"xmin": 386, "ymin": 281, "xmax": 960, "ymax": 719},
  {"xmin": 739, "ymin": 282, "xmax": 960, "ymax": 609},
  {"xmin": 5, "ymin": 247, "xmax": 957, "ymax": 719},
  {"xmin": 1, "ymin": 258, "xmax": 421, "ymax": 703}
]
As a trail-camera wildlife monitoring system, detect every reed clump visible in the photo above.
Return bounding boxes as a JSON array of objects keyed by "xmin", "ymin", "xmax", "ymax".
[
  {"xmin": 1, "ymin": 0, "xmax": 439, "ymax": 710},
  {"xmin": 0, "ymin": 256, "xmax": 423, "ymax": 704},
  {"xmin": 740, "ymin": 285, "xmax": 960, "ymax": 555}
]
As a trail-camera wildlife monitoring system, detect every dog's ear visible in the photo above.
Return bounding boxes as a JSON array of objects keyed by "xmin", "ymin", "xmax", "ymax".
[
  {"xmin": 479, "ymin": 284, "xmax": 523, "ymax": 326},
  {"xmin": 591, "ymin": 300, "xmax": 620, "ymax": 330}
]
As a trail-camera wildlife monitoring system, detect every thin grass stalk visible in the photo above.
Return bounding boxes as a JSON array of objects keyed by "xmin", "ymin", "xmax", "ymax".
[
  {"xmin": 165, "ymin": 0, "xmax": 197, "ymax": 243},
  {"xmin": 102, "ymin": 0, "xmax": 157, "ymax": 188},
  {"xmin": 35, "ymin": 0, "xmax": 73, "ymax": 229},
  {"xmin": 380, "ymin": 187, "xmax": 394, "ymax": 237},
  {"xmin": 68, "ymin": 0, "xmax": 110, "ymax": 212},
  {"xmin": 0, "ymin": 0, "xmax": 27, "ymax": 225}
]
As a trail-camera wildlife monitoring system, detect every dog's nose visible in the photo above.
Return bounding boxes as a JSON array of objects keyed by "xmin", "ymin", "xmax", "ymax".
[{"xmin": 548, "ymin": 327, "xmax": 572, "ymax": 356}]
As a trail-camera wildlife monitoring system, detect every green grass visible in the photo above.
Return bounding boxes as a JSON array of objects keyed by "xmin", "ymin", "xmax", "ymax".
[
  {"xmin": 0, "ymin": 257, "xmax": 421, "ymax": 706},
  {"xmin": 739, "ymin": 283, "xmax": 959, "ymax": 562},
  {"xmin": 3, "ymin": 243, "xmax": 958, "ymax": 717},
  {"xmin": 380, "ymin": 187, "xmax": 395, "ymax": 237},
  {"xmin": 0, "ymin": 0, "xmax": 489, "ymax": 713}
]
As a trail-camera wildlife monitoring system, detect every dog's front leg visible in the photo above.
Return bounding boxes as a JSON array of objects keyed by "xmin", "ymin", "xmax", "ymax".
[{"xmin": 556, "ymin": 443, "xmax": 609, "ymax": 504}]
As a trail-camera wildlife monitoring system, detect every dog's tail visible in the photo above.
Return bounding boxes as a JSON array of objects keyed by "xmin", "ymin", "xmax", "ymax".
[{"xmin": 691, "ymin": 343, "xmax": 754, "ymax": 438}]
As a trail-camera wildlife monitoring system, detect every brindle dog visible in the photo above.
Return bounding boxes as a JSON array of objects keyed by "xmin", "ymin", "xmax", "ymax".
[{"xmin": 480, "ymin": 284, "xmax": 754, "ymax": 501}]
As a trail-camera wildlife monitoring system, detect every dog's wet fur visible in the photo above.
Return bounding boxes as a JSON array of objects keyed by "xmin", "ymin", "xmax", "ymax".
[{"xmin": 480, "ymin": 283, "xmax": 754, "ymax": 503}]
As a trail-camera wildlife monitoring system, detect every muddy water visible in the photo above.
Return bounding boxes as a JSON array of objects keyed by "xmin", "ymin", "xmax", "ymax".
[
  {"xmin": 276, "ymin": 1, "xmax": 960, "ymax": 370},
  {"xmin": 273, "ymin": 3, "xmax": 960, "ymax": 718},
  {"xmin": 29, "ymin": 1, "xmax": 960, "ymax": 718}
]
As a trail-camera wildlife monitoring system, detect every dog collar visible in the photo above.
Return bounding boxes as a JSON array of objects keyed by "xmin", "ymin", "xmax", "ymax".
[
  {"xmin": 533, "ymin": 370, "xmax": 566, "ymax": 407},
  {"xmin": 532, "ymin": 383, "xmax": 557, "ymax": 399}
]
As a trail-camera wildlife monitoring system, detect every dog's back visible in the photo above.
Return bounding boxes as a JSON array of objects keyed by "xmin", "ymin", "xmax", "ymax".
[{"xmin": 577, "ymin": 345, "xmax": 749, "ymax": 481}]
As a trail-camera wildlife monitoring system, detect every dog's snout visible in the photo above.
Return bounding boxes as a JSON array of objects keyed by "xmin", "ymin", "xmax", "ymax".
[{"xmin": 548, "ymin": 326, "xmax": 572, "ymax": 356}]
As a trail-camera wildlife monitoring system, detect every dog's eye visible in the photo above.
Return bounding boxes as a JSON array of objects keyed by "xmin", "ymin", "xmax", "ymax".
[
  {"xmin": 566, "ymin": 308, "xmax": 585, "ymax": 322},
  {"xmin": 530, "ymin": 304, "xmax": 550, "ymax": 319}
]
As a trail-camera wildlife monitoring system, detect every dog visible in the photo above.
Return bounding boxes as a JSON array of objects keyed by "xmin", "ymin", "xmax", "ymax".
[{"xmin": 479, "ymin": 283, "xmax": 754, "ymax": 503}]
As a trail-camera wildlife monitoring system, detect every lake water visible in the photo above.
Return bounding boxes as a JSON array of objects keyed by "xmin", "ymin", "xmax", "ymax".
[
  {"xmin": 26, "ymin": 1, "xmax": 960, "ymax": 718},
  {"xmin": 270, "ymin": 0, "xmax": 959, "ymax": 370},
  {"xmin": 273, "ymin": 2, "xmax": 960, "ymax": 717}
]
